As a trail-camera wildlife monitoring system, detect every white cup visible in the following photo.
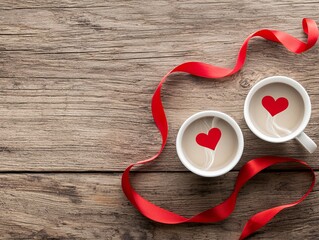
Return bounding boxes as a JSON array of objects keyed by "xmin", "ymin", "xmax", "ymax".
[
  {"xmin": 176, "ymin": 111, "xmax": 244, "ymax": 177},
  {"xmin": 244, "ymin": 76, "xmax": 317, "ymax": 153}
]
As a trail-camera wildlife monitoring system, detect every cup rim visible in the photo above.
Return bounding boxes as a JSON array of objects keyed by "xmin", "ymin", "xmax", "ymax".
[
  {"xmin": 176, "ymin": 110, "xmax": 244, "ymax": 177},
  {"xmin": 244, "ymin": 76, "xmax": 311, "ymax": 143}
]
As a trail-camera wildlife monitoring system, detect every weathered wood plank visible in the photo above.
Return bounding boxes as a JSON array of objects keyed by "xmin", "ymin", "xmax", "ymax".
[
  {"xmin": 0, "ymin": 172, "xmax": 317, "ymax": 239},
  {"xmin": 0, "ymin": 1, "xmax": 318, "ymax": 239},
  {"xmin": 0, "ymin": 0, "xmax": 318, "ymax": 171}
]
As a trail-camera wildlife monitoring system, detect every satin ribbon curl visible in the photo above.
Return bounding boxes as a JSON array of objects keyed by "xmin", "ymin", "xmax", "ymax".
[{"xmin": 122, "ymin": 18, "xmax": 318, "ymax": 239}]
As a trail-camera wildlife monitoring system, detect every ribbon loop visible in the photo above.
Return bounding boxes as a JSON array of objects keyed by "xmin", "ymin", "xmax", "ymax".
[{"xmin": 122, "ymin": 18, "xmax": 318, "ymax": 239}]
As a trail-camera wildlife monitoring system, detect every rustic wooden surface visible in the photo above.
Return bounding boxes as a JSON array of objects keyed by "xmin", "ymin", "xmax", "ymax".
[{"xmin": 0, "ymin": 0, "xmax": 318, "ymax": 239}]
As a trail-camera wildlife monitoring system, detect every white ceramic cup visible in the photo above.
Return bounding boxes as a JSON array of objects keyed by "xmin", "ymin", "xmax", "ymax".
[
  {"xmin": 176, "ymin": 111, "xmax": 244, "ymax": 177},
  {"xmin": 244, "ymin": 76, "xmax": 317, "ymax": 153}
]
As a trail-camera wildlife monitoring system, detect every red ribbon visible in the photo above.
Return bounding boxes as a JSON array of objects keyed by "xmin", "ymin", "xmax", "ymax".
[{"xmin": 122, "ymin": 18, "xmax": 318, "ymax": 239}]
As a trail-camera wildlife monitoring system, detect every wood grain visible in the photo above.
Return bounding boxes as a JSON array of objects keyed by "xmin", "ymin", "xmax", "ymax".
[
  {"xmin": 0, "ymin": 0, "xmax": 319, "ymax": 239},
  {"xmin": 0, "ymin": 172, "xmax": 318, "ymax": 239},
  {"xmin": 0, "ymin": 0, "xmax": 318, "ymax": 171}
]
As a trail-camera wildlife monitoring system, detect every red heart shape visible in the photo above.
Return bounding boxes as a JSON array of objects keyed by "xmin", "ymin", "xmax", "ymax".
[
  {"xmin": 262, "ymin": 96, "xmax": 289, "ymax": 117},
  {"xmin": 196, "ymin": 128, "xmax": 222, "ymax": 151}
]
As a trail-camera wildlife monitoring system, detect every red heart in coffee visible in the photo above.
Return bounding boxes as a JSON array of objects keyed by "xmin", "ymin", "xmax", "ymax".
[
  {"xmin": 262, "ymin": 96, "xmax": 289, "ymax": 117},
  {"xmin": 196, "ymin": 128, "xmax": 222, "ymax": 151}
]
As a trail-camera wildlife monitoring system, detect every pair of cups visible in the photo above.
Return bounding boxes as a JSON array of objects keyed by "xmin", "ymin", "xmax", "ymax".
[{"xmin": 176, "ymin": 76, "xmax": 317, "ymax": 177}]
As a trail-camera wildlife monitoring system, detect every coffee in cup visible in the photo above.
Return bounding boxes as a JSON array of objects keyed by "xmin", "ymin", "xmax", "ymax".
[
  {"xmin": 244, "ymin": 76, "xmax": 317, "ymax": 153},
  {"xmin": 176, "ymin": 111, "xmax": 244, "ymax": 177}
]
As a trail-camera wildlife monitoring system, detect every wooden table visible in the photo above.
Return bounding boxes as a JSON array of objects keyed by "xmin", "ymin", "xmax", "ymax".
[{"xmin": 0, "ymin": 1, "xmax": 318, "ymax": 239}]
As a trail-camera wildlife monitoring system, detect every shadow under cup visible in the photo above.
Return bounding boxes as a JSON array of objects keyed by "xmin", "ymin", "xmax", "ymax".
[{"xmin": 176, "ymin": 111, "xmax": 244, "ymax": 177}]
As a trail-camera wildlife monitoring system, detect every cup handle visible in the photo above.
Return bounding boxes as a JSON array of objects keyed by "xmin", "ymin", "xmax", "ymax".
[{"xmin": 295, "ymin": 132, "xmax": 317, "ymax": 153}]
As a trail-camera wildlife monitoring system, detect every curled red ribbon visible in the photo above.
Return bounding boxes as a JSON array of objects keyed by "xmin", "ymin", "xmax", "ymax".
[{"xmin": 122, "ymin": 18, "xmax": 318, "ymax": 239}]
